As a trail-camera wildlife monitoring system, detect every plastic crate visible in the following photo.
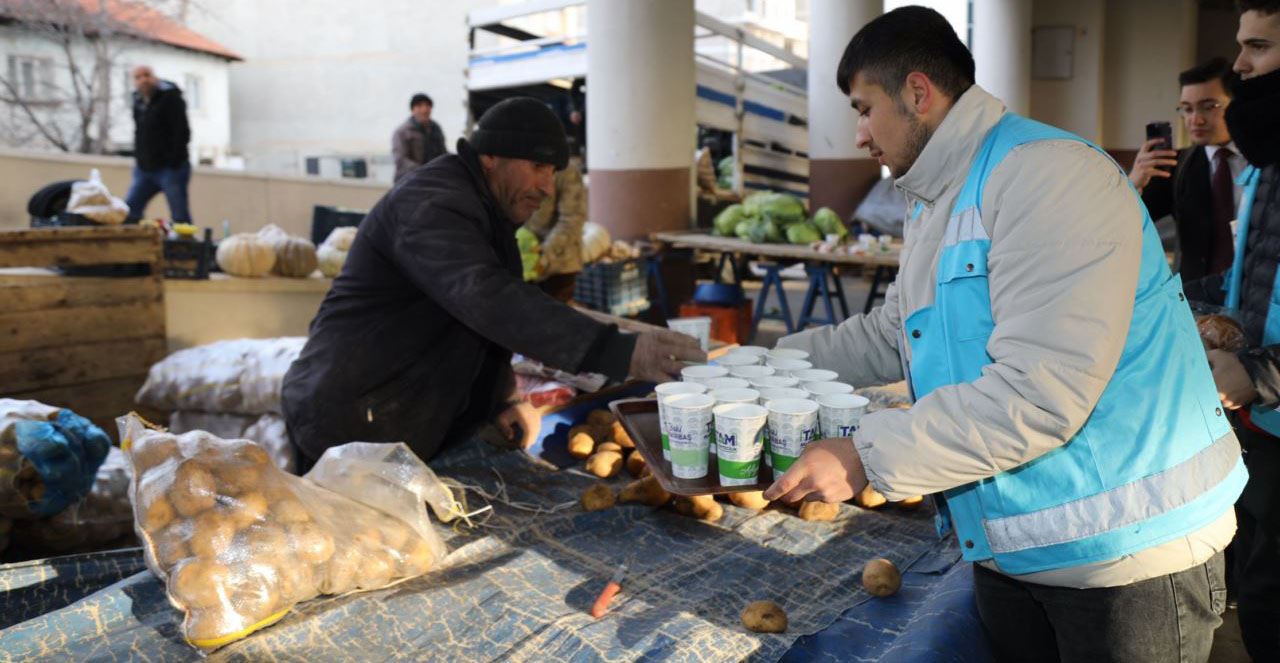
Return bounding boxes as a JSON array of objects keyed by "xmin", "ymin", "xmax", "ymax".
[
  {"xmin": 574, "ymin": 258, "xmax": 650, "ymax": 317},
  {"xmin": 311, "ymin": 205, "xmax": 366, "ymax": 246},
  {"xmin": 163, "ymin": 228, "xmax": 215, "ymax": 279}
]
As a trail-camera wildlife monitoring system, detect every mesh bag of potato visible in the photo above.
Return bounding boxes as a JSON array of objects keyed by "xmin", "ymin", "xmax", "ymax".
[
  {"xmin": 10, "ymin": 447, "xmax": 134, "ymax": 555},
  {"xmin": 118, "ymin": 414, "xmax": 450, "ymax": 650}
]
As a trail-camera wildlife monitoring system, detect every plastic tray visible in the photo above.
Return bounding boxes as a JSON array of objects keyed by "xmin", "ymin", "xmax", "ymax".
[{"xmin": 609, "ymin": 397, "xmax": 773, "ymax": 496}]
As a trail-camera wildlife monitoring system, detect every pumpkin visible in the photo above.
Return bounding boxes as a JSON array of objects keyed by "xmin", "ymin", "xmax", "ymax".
[
  {"xmin": 273, "ymin": 236, "xmax": 318, "ymax": 277},
  {"xmin": 216, "ymin": 234, "xmax": 276, "ymax": 277},
  {"xmin": 317, "ymin": 227, "xmax": 358, "ymax": 278}
]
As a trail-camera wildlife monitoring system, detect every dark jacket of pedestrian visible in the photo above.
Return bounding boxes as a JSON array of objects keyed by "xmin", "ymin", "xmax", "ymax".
[
  {"xmin": 132, "ymin": 81, "xmax": 189, "ymax": 171},
  {"xmin": 1142, "ymin": 146, "xmax": 1237, "ymax": 282},
  {"xmin": 392, "ymin": 117, "xmax": 447, "ymax": 181},
  {"xmin": 282, "ymin": 138, "xmax": 633, "ymax": 466}
]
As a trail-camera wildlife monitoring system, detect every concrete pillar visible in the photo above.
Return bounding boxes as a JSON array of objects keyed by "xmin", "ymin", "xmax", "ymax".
[
  {"xmin": 972, "ymin": 0, "xmax": 1032, "ymax": 115},
  {"xmin": 586, "ymin": 0, "xmax": 695, "ymax": 240},
  {"xmin": 807, "ymin": 0, "xmax": 883, "ymax": 222}
]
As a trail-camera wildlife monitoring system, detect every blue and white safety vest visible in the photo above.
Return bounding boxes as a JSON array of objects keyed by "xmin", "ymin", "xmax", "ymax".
[
  {"xmin": 1221, "ymin": 166, "xmax": 1280, "ymax": 435},
  {"xmin": 908, "ymin": 113, "xmax": 1247, "ymax": 574}
]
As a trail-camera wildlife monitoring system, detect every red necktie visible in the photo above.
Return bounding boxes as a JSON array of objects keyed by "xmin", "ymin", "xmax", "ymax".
[{"xmin": 1208, "ymin": 148, "xmax": 1236, "ymax": 275}]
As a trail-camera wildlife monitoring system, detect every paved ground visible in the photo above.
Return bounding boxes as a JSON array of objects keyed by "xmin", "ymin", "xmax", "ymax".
[{"xmin": 735, "ymin": 269, "xmax": 1251, "ymax": 663}]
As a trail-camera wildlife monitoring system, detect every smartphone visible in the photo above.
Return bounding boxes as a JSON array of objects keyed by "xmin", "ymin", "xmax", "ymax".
[{"xmin": 1145, "ymin": 121, "xmax": 1173, "ymax": 151}]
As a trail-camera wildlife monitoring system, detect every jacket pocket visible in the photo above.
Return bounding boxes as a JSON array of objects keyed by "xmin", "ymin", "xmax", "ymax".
[{"xmin": 937, "ymin": 241, "xmax": 995, "ymax": 342}]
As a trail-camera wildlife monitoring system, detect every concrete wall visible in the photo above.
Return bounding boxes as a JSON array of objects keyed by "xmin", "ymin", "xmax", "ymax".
[
  {"xmin": 1102, "ymin": 0, "xmax": 1198, "ymax": 150},
  {"xmin": 1029, "ymin": 0, "xmax": 1105, "ymax": 142},
  {"xmin": 0, "ymin": 148, "xmax": 385, "ymax": 238},
  {"xmin": 0, "ymin": 27, "xmax": 233, "ymax": 165},
  {"xmin": 183, "ymin": 0, "xmax": 482, "ymax": 180}
]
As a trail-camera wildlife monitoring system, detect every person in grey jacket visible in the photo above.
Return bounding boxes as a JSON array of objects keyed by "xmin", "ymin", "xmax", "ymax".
[
  {"xmin": 763, "ymin": 8, "xmax": 1239, "ymax": 661},
  {"xmin": 392, "ymin": 93, "xmax": 448, "ymax": 182}
]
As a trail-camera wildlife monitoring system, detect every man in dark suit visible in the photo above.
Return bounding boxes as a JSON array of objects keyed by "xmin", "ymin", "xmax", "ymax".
[{"xmin": 1131, "ymin": 58, "xmax": 1245, "ymax": 281}]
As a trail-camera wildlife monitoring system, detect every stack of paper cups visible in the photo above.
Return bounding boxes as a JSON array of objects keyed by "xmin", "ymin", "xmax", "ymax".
[
  {"xmin": 704, "ymin": 376, "xmax": 751, "ymax": 391},
  {"xmin": 766, "ymin": 357, "xmax": 812, "ymax": 376},
  {"xmin": 681, "ymin": 365, "xmax": 729, "ymax": 385},
  {"xmin": 656, "ymin": 382, "xmax": 707, "ymax": 460},
  {"xmin": 709, "ymin": 387, "xmax": 760, "ymax": 457},
  {"xmin": 715, "ymin": 353, "xmax": 760, "ymax": 369},
  {"xmin": 766, "ymin": 398, "xmax": 821, "ymax": 473},
  {"xmin": 713, "ymin": 403, "xmax": 769, "ymax": 486},
  {"xmin": 766, "ymin": 348, "xmax": 810, "ymax": 362},
  {"xmin": 663, "ymin": 393, "xmax": 716, "ymax": 479},
  {"xmin": 728, "ymin": 365, "xmax": 775, "ymax": 381},
  {"xmin": 751, "ymin": 375, "xmax": 801, "ymax": 390},
  {"xmin": 817, "ymin": 393, "xmax": 871, "ymax": 438},
  {"xmin": 791, "ymin": 368, "xmax": 839, "ymax": 384},
  {"xmin": 668, "ymin": 317, "xmax": 712, "ymax": 351},
  {"xmin": 802, "ymin": 381, "xmax": 855, "ymax": 398}
]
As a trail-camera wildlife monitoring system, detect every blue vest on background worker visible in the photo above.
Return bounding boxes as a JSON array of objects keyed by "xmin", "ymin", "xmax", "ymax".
[
  {"xmin": 906, "ymin": 113, "xmax": 1248, "ymax": 574},
  {"xmin": 1222, "ymin": 166, "xmax": 1280, "ymax": 436}
]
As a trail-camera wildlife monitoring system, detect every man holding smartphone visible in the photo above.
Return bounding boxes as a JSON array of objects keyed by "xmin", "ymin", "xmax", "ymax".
[{"xmin": 1130, "ymin": 58, "xmax": 1243, "ymax": 282}]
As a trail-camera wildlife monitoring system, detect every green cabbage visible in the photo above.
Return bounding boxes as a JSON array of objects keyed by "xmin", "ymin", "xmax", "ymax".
[
  {"xmin": 812, "ymin": 207, "xmax": 848, "ymax": 239},
  {"xmin": 743, "ymin": 191, "xmax": 806, "ymax": 225},
  {"xmin": 786, "ymin": 222, "xmax": 822, "ymax": 245},
  {"xmin": 714, "ymin": 204, "xmax": 747, "ymax": 237},
  {"xmin": 515, "ymin": 227, "xmax": 540, "ymax": 281},
  {"xmin": 735, "ymin": 216, "xmax": 781, "ymax": 244},
  {"xmin": 717, "ymin": 156, "xmax": 734, "ymax": 190}
]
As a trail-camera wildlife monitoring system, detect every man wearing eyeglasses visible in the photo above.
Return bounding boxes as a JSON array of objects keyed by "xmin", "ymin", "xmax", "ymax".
[{"xmin": 1130, "ymin": 58, "xmax": 1242, "ymax": 282}]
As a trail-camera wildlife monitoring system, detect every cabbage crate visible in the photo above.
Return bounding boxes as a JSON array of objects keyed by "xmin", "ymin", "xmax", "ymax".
[
  {"xmin": 574, "ymin": 258, "xmax": 650, "ymax": 318},
  {"xmin": 0, "ymin": 226, "xmax": 168, "ymax": 438}
]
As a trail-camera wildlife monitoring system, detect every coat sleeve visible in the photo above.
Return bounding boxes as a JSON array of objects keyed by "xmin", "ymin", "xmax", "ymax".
[
  {"xmin": 166, "ymin": 94, "xmax": 190, "ymax": 165},
  {"xmin": 775, "ymin": 281, "xmax": 905, "ymax": 388},
  {"xmin": 392, "ymin": 127, "xmax": 417, "ymax": 177},
  {"xmin": 389, "ymin": 195, "xmax": 621, "ymax": 375},
  {"xmin": 854, "ymin": 142, "xmax": 1144, "ymax": 500},
  {"xmin": 1140, "ymin": 159, "xmax": 1175, "ymax": 221},
  {"xmin": 1240, "ymin": 346, "xmax": 1280, "ymax": 408}
]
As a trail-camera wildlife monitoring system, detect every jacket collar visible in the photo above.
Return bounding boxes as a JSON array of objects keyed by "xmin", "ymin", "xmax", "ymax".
[{"xmin": 894, "ymin": 85, "xmax": 1007, "ymax": 207}]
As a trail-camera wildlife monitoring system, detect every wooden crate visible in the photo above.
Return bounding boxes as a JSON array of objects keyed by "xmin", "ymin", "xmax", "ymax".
[{"xmin": 0, "ymin": 226, "xmax": 167, "ymax": 438}]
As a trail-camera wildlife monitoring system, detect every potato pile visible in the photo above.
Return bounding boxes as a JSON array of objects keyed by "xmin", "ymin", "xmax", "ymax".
[
  {"xmin": 569, "ymin": 410, "xmax": 645, "ymax": 480},
  {"xmin": 126, "ymin": 423, "xmax": 437, "ymax": 649}
]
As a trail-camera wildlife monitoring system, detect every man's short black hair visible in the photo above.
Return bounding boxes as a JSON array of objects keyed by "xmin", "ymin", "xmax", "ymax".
[
  {"xmin": 1238, "ymin": 0, "xmax": 1280, "ymax": 15},
  {"xmin": 410, "ymin": 93, "xmax": 433, "ymax": 109},
  {"xmin": 1179, "ymin": 57, "xmax": 1236, "ymax": 93},
  {"xmin": 836, "ymin": 6, "xmax": 975, "ymax": 100}
]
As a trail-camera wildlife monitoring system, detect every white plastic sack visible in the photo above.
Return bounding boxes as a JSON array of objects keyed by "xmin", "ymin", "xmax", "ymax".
[
  {"xmin": 136, "ymin": 338, "xmax": 305, "ymax": 416},
  {"xmin": 170, "ymin": 411, "xmax": 296, "ymax": 475},
  {"xmin": 67, "ymin": 169, "xmax": 129, "ymax": 225}
]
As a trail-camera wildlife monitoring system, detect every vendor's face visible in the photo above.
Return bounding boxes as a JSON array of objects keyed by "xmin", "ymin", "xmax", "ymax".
[
  {"xmin": 132, "ymin": 66, "xmax": 157, "ymax": 96},
  {"xmin": 848, "ymin": 73, "xmax": 931, "ymax": 179},
  {"xmin": 412, "ymin": 102, "xmax": 432, "ymax": 124},
  {"xmin": 1235, "ymin": 10, "xmax": 1280, "ymax": 79},
  {"xmin": 481, "ymin": 156, "xmax": 555, "ymax": 224}
]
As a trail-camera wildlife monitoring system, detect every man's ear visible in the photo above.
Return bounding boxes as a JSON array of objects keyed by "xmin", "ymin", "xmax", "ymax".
[
  {"xmin": 478, "ymin": 154, "xmax": 497, "ymax": 171},
  {"xmin": 903, "ymin": 72, "xmax": 934, "ymax": 115}
]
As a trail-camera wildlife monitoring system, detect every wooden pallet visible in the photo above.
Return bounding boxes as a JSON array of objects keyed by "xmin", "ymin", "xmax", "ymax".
[{"xmin": 0, "ymin": 226, "xmax": 167, "ymax": 438}]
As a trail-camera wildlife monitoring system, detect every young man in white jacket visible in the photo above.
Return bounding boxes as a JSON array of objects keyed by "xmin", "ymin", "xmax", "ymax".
[{"xmin": 763, "ymin": 7, "xmax": 1245, "ymax": 661}]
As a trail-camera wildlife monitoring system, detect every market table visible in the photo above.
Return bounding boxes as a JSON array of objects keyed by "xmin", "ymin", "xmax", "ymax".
[
  {"xmin": 650, "ymin": 232, "xmax": 900, "ymax": 338},
  {"xmin": 0, "ymin": 388, "xmax": 989, "ymax": 662}
]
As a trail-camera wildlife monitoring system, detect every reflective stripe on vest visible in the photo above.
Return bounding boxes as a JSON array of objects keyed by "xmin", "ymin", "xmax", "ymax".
[{"xmin": 907, "ymin": 112, "xmax": 1246, "ymax": 574}]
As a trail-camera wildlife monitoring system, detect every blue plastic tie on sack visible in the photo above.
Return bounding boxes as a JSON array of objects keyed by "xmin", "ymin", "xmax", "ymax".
[{"xmin": 13, "ymin": 411, "xmax": 111, "ymax": 516}]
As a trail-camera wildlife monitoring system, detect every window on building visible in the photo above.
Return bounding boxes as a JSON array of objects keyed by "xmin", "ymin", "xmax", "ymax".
[
  {"xmin": 184, "ymin": 73, "xmax": 202, "ymax": 111},
  {"xmin": 5, "ymin": 55, "xmax": 52, "ymax": 101}
]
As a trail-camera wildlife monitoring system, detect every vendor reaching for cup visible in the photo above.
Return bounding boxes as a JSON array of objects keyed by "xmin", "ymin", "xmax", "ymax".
[
  {"xmin": 765, "ymin": 8, "xmax": 1242, "ymax": 662},
  {"xmin": 283, "ymin": 97, "xmax": 703, "ymax": 466}
]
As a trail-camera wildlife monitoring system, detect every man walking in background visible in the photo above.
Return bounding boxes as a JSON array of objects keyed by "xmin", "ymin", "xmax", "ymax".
[
  {"xmin": 393, "ymin": 92, "xmax": 448, "ymax": 182},
  {"xmin": 124, "ymin": 65, "xmax": 192, "ymax": 223}
]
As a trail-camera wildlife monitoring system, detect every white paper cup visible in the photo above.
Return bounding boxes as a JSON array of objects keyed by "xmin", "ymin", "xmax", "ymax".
[
  {"xmin": 750, "ymin": 375, "xmax": 801, "ymax": 390},
  {"xmin": 766, "ymin": 398, "xmax": 820, "ymax": 473},
  {"xmin": 704, "ymin": 376, "xmax": 751, "ymax": 391},
  {"xmin": 714, "ymin": 353, "xmax": 759, "ymax": 368},
  {"xmin": 710, "ymin": 387, "xmax": 760, "ymax": 405},
  {"xmin": 791, "ymin": 368, "xmax": 839, "ymax": 384},
  {"xmin": 713, "ymin": 403, "xmax": 768, "ymax": 486},
  {"xmin": 668, "ymin": 316, "xmax": 712, "ymax": 351},
  {"xmin": 729, "ymin": 365, "xmax": 775, "ymax": 380},
  {"xmin": 656, "ymin": 381, "xmax": 707, "ymax": 460},
  {"xmin": 767, "ymin": 348, "xmax": 810, "ymax": 362},
  {"xmin": 756, "ymin": 387, "xmax": 811, "ymax": 405},
  {"xmin": 802, "ymin": 381, "xmax": 855, "ymax": 397},
  {"xmin": 817, "ymin": 393, "xmax": 871, "ymax": 438},
  {"xmin": 681, "ymin": 365, "xmax": 729, "ymax": 384},
  {"xmin": 732, "ymin": 345, "xmax": 770, "ymax": 358},
  {"xmin": 765, "ymin": 358, "xmax": 813, "ymax": 375},
  {"xmin": 662, "ymin": 393, "xmax": 716, "ymax": 479}
]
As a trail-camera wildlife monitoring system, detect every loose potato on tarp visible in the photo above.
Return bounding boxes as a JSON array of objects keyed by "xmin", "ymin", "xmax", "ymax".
[{"xmin": 741, "ymin": 600, "xmax": 788, "ymax": 633}]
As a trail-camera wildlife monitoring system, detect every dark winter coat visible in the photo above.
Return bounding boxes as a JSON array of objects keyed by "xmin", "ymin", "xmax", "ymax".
[
  {"xmin": 282, "ymin": 139, "xmax": 633, "ymax": 465},
  {"xmin": 1142, "ymin": 146, "xmax": 1224, "ymax": 282},
  {"xmin": 131, "ymin": 81, "xmax": 190, "ymax": 171},
  {"xmin": 392, "ymin": 117, "xmax": 448, "ymax": 182}
]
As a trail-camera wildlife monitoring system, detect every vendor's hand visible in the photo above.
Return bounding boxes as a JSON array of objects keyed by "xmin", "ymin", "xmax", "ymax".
[
  {"xmin": 1128, "ymin": 139, "xmax": 1178, "ymax": 191},
  {"xmin": 1208, "ymin": 349, "xmax": 1259, "ymax": 410},
  {"xmin": 763, "ymin": 437, "xmax": 868, "ymax": 504},
  {"xmin": 629, "ymin": 330, "xmax": 706, "ymax": 383},
  {"xmin": 496, "ymin": 402, "xmax": 540, "ymax": 449}
]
